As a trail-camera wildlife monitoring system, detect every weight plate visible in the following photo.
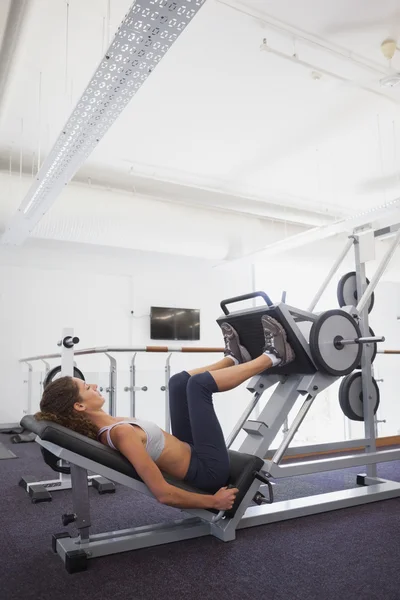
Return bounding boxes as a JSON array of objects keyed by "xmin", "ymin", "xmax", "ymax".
[
  {"xmin": 337, "ymin": 271, "xmax": 375, "ymax": 313},
  {"xmin": 356, "ymin": 326, "xmax": 377, "ymax": 369},
  {"xmin": 338, "ymin": 372, "xmax": 380, "ymax": 421},
  {"xmin": 43, "ymin": 365, "xmax": 85, "ymax": 389},
  {"xmin": 309, "ymin": 309, "xmax": 362, "ymax": 376}
]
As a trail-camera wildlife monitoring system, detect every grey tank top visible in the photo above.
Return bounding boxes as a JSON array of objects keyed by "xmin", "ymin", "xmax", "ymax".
[{"xmin": 97, "ymin": 419, "xmax": 165, "ymax": 461}]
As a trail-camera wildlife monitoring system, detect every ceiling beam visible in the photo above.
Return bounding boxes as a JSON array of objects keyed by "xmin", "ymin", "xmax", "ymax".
[
  {"xmin": 0, "ymin": 0, "xmax": 31, "ymax": 122},
  {"xmin": 215, "ymin": 196, "xmax": 400, "ymax": 266}
]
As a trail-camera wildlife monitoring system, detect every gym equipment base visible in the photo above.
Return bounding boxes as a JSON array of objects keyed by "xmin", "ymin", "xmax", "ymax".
[
  {"xmin": 24, "ymin": 419, "xmax": 400, "ymax": 573},
  {"xmin": 237, "ymin": 478, "xmax": 400, "ymax": 528},
  {"xmin": 52, "ymin": 474, "xmax": 400, "ymax": 573},
  {"xmin": 19, "ymin": 473, "xmax": 115, "ymax": 503}
]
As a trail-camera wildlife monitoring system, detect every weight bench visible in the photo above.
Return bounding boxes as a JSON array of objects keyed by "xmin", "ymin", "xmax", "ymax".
[{"xmin": 21, "ymin": 415, "xmax": 266, "ymax": 573}]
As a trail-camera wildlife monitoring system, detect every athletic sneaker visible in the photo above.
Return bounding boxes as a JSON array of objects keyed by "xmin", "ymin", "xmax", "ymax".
[
  {"xmin": 261, "ymin": 315, "xmax": 295, "ymax": 366},
  {"xmin": 221, "ymin": 323, "xmax": 252, "ymax": 364}
]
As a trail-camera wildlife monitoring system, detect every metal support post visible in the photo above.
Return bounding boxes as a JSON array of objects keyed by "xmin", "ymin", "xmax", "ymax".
[
  {"xmin": 343, "ymin": 413, "xmax": 352, "ymax": 441},
  {"xmin": 39, "ymin": 359, "xmax": 51, "ymax": 390},
  {"xmin": 105, "ymin": 354, "xmax": 117, "ymax": 417},
  {"xmin": 238, "ymin": 372, "xmax": 334, "ymax": 459},
  {"xmin": 374, "ymin": 414, "xmax": 386, "ymax": 438},
  {"xmin": 60, "ymin": 327, "xmax": 75, "ymax": 377},
  {"xmin": 226, "ymin": 392, "xmax": 262, "ymax": 448},
  {"xmin": 40, "ymin": 359, "xmax": 50, "ymax": 384},
  {"xmin": 308, "ymin": 237, "xmax": 353, "ymax": 312},
  {"xmin": 23, "ymin": 362, "xmax": 33, "ymax": 415},
  {"xmin": 271, "ymin": 394, "xmax": 316, "ymax": 466},
  {"xmin": 130, "ymin": 353, "xmax": 136, "ymax": 418},
  {"xmin": 238, "ymin": 376, "xmax": 302, "ymax": 457},
  {"xmin": 40, "ymin": 359, "xmax": 50, "ymax": 374},
  {"xmin": 226, "ymin": 375, "xmax": 278, "ymax": 448},
  {"xmin": 164, "ymin": 354, "xmax": 172, "ymax": 433},
  {"xmin": 70, "ymin": 464, "xmax": 91, "ymax": 543},
  {"xmin": 354, "ymin": 238, "xmax": 377, "ymax": 478}
]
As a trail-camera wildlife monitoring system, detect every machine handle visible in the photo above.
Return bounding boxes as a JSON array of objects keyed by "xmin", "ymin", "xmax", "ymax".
[
  {"xmin": 220, "ymin": 291, "xmax": 273, "ymax": 315},
  {"xmin": 254, "ymin": 471, "xmax": 274, "ymax": 504}
]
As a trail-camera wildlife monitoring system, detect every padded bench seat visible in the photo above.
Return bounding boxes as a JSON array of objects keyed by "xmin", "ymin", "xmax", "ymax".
[{"xmin": 21, "ymin": 416, "xmax": 264, "ymax": 518}]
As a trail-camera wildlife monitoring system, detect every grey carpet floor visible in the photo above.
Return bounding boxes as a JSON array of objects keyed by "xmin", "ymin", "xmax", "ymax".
[{"xmin": 1, "ymin": 433, "xmax": 400, "ymax": 600}]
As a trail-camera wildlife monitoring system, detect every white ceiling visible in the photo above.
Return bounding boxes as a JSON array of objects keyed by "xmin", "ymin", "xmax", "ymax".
[{"xmin": 1, "ymin": 0, "xmax": 400, "ymax": 235}]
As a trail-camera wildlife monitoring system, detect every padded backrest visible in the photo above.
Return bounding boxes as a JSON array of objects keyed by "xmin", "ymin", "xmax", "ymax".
[
  {"xmin": 21, "ymin": 415, "xmax": 142, "ymax": 479},
  {"xmin": 217, "ymin": 302, "xmax": 315, "ymax": 375},
  {"xmin": 21, "ymin": 416, "xmax": 264, "ymax": 518}
]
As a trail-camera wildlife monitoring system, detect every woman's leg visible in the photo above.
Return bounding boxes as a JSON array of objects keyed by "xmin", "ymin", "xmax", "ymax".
[
  {"xmin": 187, "ymin": 321, "xmax": 253, "ymax": 376},
  {"xmin": 187, "ymin": 356, "xmax": 234, "ymax": 376},
  {"xmin": 210, "ymin": 354, "xmax": 273, "ymax": 392},
  {"xmin": 185, "ymin": 372, "xmax": 230, "ymax": 491},
  {"xmin": 168, "ymin": 357, "xmax": 234, "ymax": 442},
  {"xmin": 168, "ymin": 372, "xmax": 193, "ymax": 443},
  {"xmin": 184, "ymin": 316, "xmax": 295, "ymax": 491},
  {"xmin": 184, "ymin": 353, "xmax": 284, "ymax": 491}
]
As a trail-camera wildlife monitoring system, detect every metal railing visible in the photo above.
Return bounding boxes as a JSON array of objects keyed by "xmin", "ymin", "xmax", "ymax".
[{"xmin": 20, "ymin": 345, "xmax": 225, "ymax": 431}]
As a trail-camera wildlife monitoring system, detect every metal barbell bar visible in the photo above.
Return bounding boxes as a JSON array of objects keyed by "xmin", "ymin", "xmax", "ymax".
[
  {"xmin": 57, "ymin": 336, "xmax": 80, "ymax": 348},
  {"xmin": 334, "ymin": 335, "xmax": 385, "ymax": 349}
]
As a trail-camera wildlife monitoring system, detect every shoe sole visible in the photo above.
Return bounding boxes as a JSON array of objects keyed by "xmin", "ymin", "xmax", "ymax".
[
  {"xmin": 261, "ymin": 315, "xmax": 295, "ymax": 364},
  {"xmin": 221, "ymin": 323, "xmax": 252, "ymax": 363}
]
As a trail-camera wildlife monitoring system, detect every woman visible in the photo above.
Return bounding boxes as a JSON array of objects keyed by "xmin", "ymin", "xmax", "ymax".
[{"xmin": 36, "ymin": 316, "xmax": 294, "ymax": 512}]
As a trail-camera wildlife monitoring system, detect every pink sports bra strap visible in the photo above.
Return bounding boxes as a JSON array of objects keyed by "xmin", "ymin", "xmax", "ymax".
[{"xmin": 97, "ymin": 421, "xmax": 137, "ymax": 450}]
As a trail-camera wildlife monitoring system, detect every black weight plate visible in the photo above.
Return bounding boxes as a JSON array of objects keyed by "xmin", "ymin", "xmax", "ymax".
[
  {"xmin": 310, "ymin": 309, "xmax": 362, "ymax": 376},
  {"xmin": 356, "ymin": 326, "xmax": 377, "ymax": 369},
  {"xmin": 43, "ymin": 365, "xmax": 85, "ymax": 389},
  {"xmin": 337, "ymin": 271, "xmax": 375, "ymax": 314},
  {"xmin": 339, "ymin": 372, "xmax": 380, "ymax": 421}
]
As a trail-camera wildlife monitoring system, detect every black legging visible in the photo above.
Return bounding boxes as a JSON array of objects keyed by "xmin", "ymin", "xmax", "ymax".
[{"xmin": 169, "ymin": 371, "xmax": 230, "ymax": 493}]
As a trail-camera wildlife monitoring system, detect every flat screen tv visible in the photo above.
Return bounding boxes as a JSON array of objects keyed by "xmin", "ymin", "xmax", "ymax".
[{"xmin": 150, "ymin": 307, "xmax": 200, "ymax": 341}]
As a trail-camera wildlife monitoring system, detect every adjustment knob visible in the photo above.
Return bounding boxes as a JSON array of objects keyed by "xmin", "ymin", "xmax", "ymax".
[{"xmin": 63, "ymin": 336, "xmax": 80, "ymax": 349}]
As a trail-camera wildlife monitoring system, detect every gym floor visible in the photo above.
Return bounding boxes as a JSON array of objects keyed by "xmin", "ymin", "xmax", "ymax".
[{"xmin": 1, "ymin": 433, "xmax": 400, "ymax": 600}]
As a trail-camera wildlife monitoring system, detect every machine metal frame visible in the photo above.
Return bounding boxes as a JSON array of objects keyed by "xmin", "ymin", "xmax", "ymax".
[{"xmin": 42, "ymin": 436, "xmax": 400, "ymax": 569}]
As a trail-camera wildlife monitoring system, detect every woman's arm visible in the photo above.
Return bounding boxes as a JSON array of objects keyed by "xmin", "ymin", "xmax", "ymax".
[{"xmin": 111, "ymin": 425, "xmax": 237, "ymax": 510}]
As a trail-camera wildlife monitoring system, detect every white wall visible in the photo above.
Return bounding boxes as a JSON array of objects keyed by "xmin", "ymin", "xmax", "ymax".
[{"xmin": 0, "ymin": 238, "xmax": 256, "ymax": 439}]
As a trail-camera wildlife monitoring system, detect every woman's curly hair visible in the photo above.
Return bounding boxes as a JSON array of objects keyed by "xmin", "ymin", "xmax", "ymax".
[{"xmin": 34, "ymin": 376, "xmax": 99, "ymax": 440}]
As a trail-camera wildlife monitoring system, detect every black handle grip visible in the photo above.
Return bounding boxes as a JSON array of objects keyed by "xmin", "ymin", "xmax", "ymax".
[
  {"xmin": 220, "ymin": 291, "xmax": 273, "ymax": 315},
  {"xmin": 62, "ymin": 513, "xmax": 77, "ymax": 526},
  {"xmin": 254, "ymin": 471, "xmax": 274, "ymax": 504}
]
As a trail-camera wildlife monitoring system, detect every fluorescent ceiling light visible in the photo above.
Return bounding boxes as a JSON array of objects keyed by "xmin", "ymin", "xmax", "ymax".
[{"xmin": 1, "ymin": 0, "xmax": 206, "ymax": 245}]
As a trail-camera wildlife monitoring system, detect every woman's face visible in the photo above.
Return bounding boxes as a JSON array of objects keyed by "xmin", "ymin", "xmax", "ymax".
[{"xmin": 73, "ymin": 378, "xmax": 105, "ymax": 413}]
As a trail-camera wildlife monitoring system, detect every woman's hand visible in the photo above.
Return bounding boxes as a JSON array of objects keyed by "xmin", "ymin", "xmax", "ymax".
[{"xmin": 213, "ymin": 486, "xmax": 239, "ymax": 511}]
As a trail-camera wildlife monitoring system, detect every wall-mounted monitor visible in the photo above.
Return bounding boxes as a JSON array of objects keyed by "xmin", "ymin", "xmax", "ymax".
[{"xmin": 150, "ymin": 307, "xmax": 200, "ymax": 341}]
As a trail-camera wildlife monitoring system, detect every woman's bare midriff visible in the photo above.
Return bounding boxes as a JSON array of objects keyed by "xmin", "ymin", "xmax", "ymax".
[
  {"xmin": 156, "ymin": 431, "xmax": 192, "ymax": 479},
  {"xmin": 99, "ymin": 423, "xmax": 192, "ymax": 480}
]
